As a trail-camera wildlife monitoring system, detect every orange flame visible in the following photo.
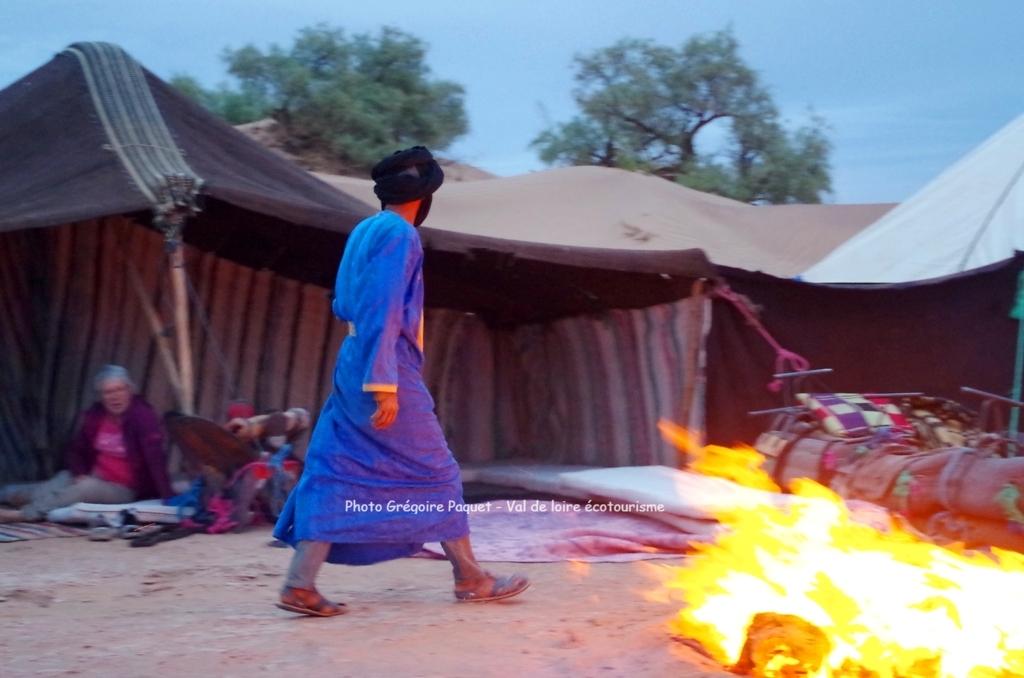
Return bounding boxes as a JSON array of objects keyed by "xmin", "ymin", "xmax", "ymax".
[
  {"xmin": 658, "ymin": 423, "xmax": 1024, "ymax": 677},
  {"xmin": 658, "ymin": 420, "xmax": 779, "ymax": 492}
]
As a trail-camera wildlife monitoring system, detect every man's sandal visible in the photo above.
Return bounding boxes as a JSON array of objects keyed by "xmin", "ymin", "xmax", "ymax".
[
  {"xmin": 276, "ymin": 587, "xmax": 347, "ymax": 617},
  {"xmin": 454, "ymin": 574, "xmax": 530, "ymax": 603}
]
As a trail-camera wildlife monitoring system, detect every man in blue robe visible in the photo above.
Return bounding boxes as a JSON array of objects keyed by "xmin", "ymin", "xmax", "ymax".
[{"xmin": 274, "ymin": 147, "xmax": 529, "ymax": 616}]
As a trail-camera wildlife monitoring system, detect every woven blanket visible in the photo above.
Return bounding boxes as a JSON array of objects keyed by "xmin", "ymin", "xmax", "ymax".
[
  {"xmin": 0, "ymin": 522, "xmax": 89, "ymax": 543},
  {"xmin": 422, "ymin": 500, "xmax": 717, "ymax": 563}
]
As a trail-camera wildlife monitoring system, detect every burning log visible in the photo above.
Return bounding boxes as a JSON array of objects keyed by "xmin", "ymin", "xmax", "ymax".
[
  {"xmin": 659, "ymin": 424, "xmax": 1024, "ymax": 676},
  {"xmin": 731, "ymin": 613, "xmax": 946, "ymax": 678},
  {"xmin": 733, "ymin": 612, "xmax": 829, "ymax": 678}
]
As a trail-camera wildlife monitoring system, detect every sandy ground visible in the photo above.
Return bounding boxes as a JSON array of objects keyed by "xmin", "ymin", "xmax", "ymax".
[{"xmin": 0, "ymin": 528, "xmax": 731, "ymax": 678}]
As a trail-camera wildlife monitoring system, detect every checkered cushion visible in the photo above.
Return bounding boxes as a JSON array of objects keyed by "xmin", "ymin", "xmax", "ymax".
[{"xmin": 796, "ymin": 393, "xmax": 910, "ymax": 437}]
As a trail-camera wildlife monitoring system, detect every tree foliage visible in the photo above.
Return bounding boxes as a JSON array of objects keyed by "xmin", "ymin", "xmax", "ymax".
[
  {"xmin": 171, "ymin": 24, "xmax": 468, "ymax": 172},
  {"xmin": 532, "ymin": 30, "xmax": 831, "ymax": 204},
  {"xmin": 168, "ymin": 75, "xmax": 267, "ymax": 125}
]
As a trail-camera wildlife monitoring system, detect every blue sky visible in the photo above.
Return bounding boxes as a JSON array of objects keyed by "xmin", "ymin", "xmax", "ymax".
[{"xmin": 3, "ymin": 0, "xmax": 1022, "ymax": 203}]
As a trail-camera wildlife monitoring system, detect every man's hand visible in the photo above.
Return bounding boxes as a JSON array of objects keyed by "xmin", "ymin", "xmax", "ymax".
[
  {"xmin": 225, "ymin": 417, "xmax": 254, "ymax": 440},
  {"xmin": 371, "ymin": 391, "xmax": 399, "ymax": 430}
]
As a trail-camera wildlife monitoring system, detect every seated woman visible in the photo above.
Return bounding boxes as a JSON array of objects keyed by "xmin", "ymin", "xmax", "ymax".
[{"xmin": 0, "ymin": 365, "xmax": 171, "ymax": 523}]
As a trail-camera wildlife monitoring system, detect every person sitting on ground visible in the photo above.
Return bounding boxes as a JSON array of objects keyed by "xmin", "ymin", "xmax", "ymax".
[
  {"xmin": 222, "ymin": 402, "xmax": 312, "ymax": 528},
  {"xmin": 0, "ymin": 365, "xmax": 171, "ymax": 523}
]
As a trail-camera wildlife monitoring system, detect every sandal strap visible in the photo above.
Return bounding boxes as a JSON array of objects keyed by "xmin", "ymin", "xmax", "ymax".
[{"xmin": 283, "ymin": 588, "xmax": 345, "ymax": 613}]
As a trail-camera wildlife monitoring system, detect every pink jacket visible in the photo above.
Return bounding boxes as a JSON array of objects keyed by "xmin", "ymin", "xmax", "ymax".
[{"xmin": 65, "ymin": 396, "xmax": 171, "ymax": 499}]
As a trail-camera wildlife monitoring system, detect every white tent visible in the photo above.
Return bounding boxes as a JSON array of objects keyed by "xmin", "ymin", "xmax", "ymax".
[{"xmin": 803, "ymin": 114, "xmax": 1024, "ymax": 283}]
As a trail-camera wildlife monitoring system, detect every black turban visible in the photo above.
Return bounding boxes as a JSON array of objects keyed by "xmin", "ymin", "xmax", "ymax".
[{"xmin": 371, "ymin": 146, "xmax": 444, "ymax": 208}]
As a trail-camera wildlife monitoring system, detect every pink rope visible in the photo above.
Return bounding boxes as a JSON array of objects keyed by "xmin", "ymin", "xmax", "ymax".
[{"xmin": 712, "ymin": 285, "xmax": 811, "ymax": 392}]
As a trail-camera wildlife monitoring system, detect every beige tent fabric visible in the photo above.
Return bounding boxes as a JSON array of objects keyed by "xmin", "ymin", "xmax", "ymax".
[
  {"xmin": 316, "ymin": 166, "xmax": 892, "ymax": 277},
  {"xmin": 804, "ymin": 113, "xmax": 1024, "ymax": 283}
]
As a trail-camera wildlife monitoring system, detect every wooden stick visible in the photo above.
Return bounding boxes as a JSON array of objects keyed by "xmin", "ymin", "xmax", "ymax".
[
  {"xmin": 748, "ymin": 406, "xmax": 805, "ymax": 417},
  {"xmin": 679, "ymin": 279, "xmax": 709, "ymax": 459},
  {"xmin": 122, "ymin": 248, "xmax": 184, "ymax": 406},
  {"xmin": 772, "ymin": 367, "xmax": 834, "ymax": 379},
  {"xmin": 168, "ymin": 240, "xmax": 194, "ymax": 414},
  {"xmin": 962, "ymin": 385, "xmax": 1024, "ymax": 409}
]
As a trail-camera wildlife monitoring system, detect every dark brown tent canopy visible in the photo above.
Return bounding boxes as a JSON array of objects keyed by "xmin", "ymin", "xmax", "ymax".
[
  {"xmin": 0, "ymin": 43, "xmax": 714, "ymax": 326},
  {"xmin": 0, "ymin": 42, "xmax": 715, "ymax": 479}
]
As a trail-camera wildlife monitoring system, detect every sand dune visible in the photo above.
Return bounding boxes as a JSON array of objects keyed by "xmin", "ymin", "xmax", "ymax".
[
  {"xmin": 235, "ymin": 120, "xmax": 892, "ymax": 277},
  {"xmin": 316, "ymin": 166, "xmax": 892, "ymax": 277}
]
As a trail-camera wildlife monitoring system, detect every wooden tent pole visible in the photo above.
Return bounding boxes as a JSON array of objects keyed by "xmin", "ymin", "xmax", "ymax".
[
  {"xmin": 680, "ymin": 278, "xmax": 709, "ymax": 462},
  {"xmin": 124, "ymin": 259, "xmax": 184, "ymax": 405},
  {"xmin": 167, "ymin": 235, "xmax": 195, "ymax": 415},
  {"xmin": 114, "ymin": 220, "xmax": 185, "ymax": 407}
]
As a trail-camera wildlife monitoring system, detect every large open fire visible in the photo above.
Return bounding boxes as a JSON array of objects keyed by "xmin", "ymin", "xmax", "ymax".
[{"xmin": 657, "ymin": 421, "xmax": 1024, "ymax": 677}]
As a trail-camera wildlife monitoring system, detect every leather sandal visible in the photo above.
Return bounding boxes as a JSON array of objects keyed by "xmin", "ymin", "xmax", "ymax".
[
  {"xmin": 454, "ymin": 573, "xmax": 530, "ymax": 603},
  {"xmin": 276, "ymin": 587, "xmax": 347, "ymax": 617}
]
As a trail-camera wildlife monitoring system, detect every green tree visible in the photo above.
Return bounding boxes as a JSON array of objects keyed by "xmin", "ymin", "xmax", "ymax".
[
  {"xmin": 532, "ymin": 30, "xmax": 832, "ymax": 204},
  {"xmin": 169, "ymin": 75, "xmax": 268, "ymax": 125},
  {"xmin": 171, "ymin": 24, "xmax": 468, "ymax": 172}
]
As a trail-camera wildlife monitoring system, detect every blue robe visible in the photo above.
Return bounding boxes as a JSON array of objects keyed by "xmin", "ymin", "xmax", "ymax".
[{"xmin": 273, "ymin": 210, "xmax": 469, "ymax": 564}]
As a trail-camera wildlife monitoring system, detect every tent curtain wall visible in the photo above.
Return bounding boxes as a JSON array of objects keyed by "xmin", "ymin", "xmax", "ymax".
[
  {"xmin": 0, "ymin": 217, "xmax": 347, "ymax": 480},
  {"xmin": 424, "ymin": 297, "xmax": 704, "ymax": 467},
  {"xmin": 705, "ymin": 256, "xmax": 1024, "ymax": 446},
  {"xmin": 0, "ymin": 217, "xmax": 705, "ymax": 480}
]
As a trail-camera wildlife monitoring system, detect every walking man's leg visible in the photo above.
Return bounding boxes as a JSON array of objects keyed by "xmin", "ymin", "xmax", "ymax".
[
  {"xmin": 442, "ymin": 535, "xmax": 530, "ymax": 602},
  {"xmin": 277, "ymin": 541, "xmax": 345, "ymax": 617}
]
